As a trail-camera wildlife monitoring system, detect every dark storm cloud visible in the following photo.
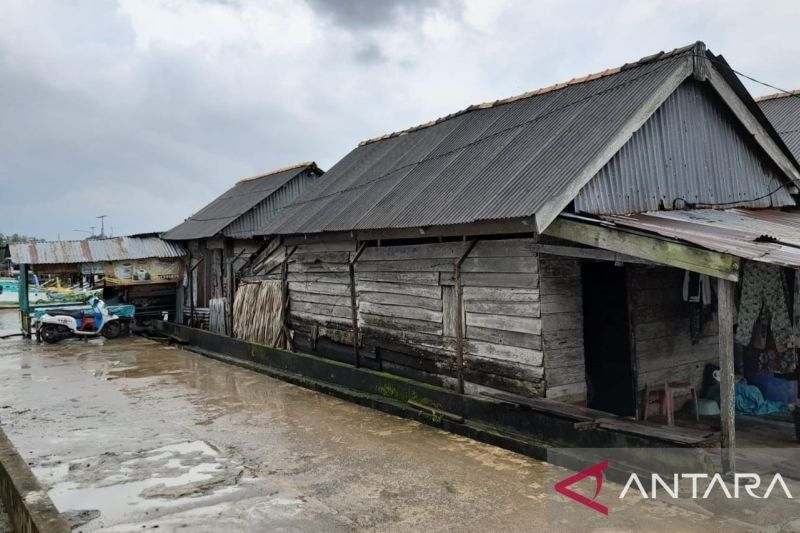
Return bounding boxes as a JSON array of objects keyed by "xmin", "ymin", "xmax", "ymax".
[
  {"xmin": 0, "ymin": 0, "xmax": 798, "ymax": 240},
  {"xmin": 306, "ymin": 0, "xmax": 447, "ymax": 28}
]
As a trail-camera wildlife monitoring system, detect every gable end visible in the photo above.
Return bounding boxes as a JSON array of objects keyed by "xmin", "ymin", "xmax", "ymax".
[{"xmin": 574, "ymin": 79, "xmax": 795, "ymax": 215}]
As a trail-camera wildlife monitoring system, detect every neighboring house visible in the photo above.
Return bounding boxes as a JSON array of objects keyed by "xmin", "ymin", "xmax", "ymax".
[
  {"xmin": 163, "ymin": 162, "xmax": 323, "ymax": 329},
  {"xmin": 240, "ymin": 41, "xmax": 800, "ymax": 457},
  {"xmin": 757, "ymin": 90, "xmax": 800, "ymax": 161},
  {"xmin": 8, "ymin": 234, "xmax": 186, "ymax": 323}
]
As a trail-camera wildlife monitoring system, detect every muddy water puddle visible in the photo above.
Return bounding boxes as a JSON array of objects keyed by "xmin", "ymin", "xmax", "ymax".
[{"xmin": 0, "ymin": 309, "xmax": 734, "ymax": 531}]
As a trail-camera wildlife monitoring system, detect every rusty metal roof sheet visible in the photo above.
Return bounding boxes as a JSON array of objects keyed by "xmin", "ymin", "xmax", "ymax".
[
  {"xmin": 164, "ymin": 162, "xmax": 322, "ymax": 240},
  {"xmin": 9, "ymin": 236, "xmax": 186, "ymax": 265},
  {"xmin": 602, "ymin": 208, "xmax": 800, "ymax": 267}
]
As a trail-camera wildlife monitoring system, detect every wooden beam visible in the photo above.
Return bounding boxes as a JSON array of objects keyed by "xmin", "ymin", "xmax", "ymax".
[
  {"xmin": 794, "ymin": 270, "xmax": 800, "ymax": 351},
  {"xmin": 717, "ymin": 278, "xmax": 736, "ymax": 474},
  {"xmin": 530, "ymin": 243, "xmax": 654, "ymax": 264},
  {"xmin": 706, "ymin": 64, "xmax": 800, "ymax": 186},
  {"xmin": 544, "ymin": 217, "xmax": 740, "ymax": 281},
  {"xmin": 349, "ymin": 242, "xmax": 368, "ymax": 367},
  {"xmin": 280, "ymin": 218, "xmax": 536, "ymax": 246},
  {"xmin": 454, "ymin": 239, "xmax": 479, "ymax": 394}
]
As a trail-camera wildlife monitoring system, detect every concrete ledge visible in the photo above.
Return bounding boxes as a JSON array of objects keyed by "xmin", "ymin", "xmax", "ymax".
[
  {"xmin": 0, "ymin": 426, "xmax": 70, "ymax": 533},
  {"xmin": 154, "ymin": 322, "xmax": 705, "ymax": 457}
]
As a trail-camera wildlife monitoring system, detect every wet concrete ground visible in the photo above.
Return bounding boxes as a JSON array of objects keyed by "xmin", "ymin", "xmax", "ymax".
[{"xmin": 0, "ymin": 309, "xmax": 796, "ymax": 531}]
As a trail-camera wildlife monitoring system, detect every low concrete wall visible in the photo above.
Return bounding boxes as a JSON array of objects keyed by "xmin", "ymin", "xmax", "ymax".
[{"xmin": 0, "ymin": 426, "xmax": 69, "ymax": 533}]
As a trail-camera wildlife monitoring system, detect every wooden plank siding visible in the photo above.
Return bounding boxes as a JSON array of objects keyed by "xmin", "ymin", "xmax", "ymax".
[
  {"xmin": 627, "ymin": 265, "xmax": 719, "ymax": 394},
  {"xmin": 539, "ymin": 256, "xmax": 586, "ymax": 402},
  {"xmin": 277, "ymin": 238, "xmax": 545, "ymax": 396},
  {"xmin": 244, "ymin": 235, "xmax": 718, "ymax": 414}
]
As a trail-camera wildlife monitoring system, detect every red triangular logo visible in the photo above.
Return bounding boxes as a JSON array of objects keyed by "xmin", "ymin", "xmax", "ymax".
[{"xmin": 554, "ymin": 459, "xmax": 609, "ymax": 515}]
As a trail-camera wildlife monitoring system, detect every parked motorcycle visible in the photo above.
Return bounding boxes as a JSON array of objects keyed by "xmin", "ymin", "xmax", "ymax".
[{"xmin": 36, "ymin": 296, "xmax": 125, "ymax": 344}]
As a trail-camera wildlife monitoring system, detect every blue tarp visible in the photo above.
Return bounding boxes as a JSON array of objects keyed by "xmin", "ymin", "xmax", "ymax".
[{"xmin": 708, "ymin": 380, "xmax": 788, "ymax": 416}]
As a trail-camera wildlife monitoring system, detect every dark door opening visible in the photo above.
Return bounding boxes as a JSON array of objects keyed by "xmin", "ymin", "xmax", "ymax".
[{"xmin": 582, "ymin": 262, "xmax": 635, "ymax": 416}]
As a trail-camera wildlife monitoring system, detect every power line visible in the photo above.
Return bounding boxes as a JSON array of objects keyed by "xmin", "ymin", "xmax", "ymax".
[
  {"xmin": 705, "ymin": 55, "xmax": 800, "ymax": 103},
  {"xmin": 672, "ymin": 180, "xmax": 792, "ymax": 210}
]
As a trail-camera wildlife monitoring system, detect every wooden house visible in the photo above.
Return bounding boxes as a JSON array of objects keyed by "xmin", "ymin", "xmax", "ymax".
[
  {"xmin": 163, "ymin": 162, "xmax": 323, "ymax": 330},
  {"xmin": 758, "ymin": 90, "xmax": 800, "ymax": 161},
  {"xmin": 230, "ymin": 43, "xmax": 800, "ymax": 465}
]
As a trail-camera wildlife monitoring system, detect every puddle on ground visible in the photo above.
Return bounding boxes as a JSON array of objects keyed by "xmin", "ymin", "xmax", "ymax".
[{"xmin": 35, "ymin": 439, "xmax": 245, "ymax": 528}]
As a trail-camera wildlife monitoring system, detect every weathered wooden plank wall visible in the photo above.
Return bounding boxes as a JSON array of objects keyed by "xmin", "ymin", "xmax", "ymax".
[
  {"xmin": 461, "ymin": 240, "xmax": 543, "ymax": 396},
  {"xmin": 256, "ymin": 238, "xmax": 546, "ymax": 396},
  {"xmin": 539, "ymin": 255, "xmax": 585, "ymax": 402},
  {"xmin": 627, "ymin": 265, "xmax": 719, "ymax": 391}
]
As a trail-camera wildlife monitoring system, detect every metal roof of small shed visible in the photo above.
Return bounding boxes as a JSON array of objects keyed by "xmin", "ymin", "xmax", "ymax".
[
  {"xmin": 164, "ymin": 162, "xmax": 320, "ymax": 240},
  {"xmin": 9, "ymin": 236, "xmax": 186, "ymax": 265}
]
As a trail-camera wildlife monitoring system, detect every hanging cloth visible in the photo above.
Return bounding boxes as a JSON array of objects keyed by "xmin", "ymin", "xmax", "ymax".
[
  {"xmin": 683, "ymin": 271, "xmax": 713, "ymax": 344},
  {"xmin": 735, "ymin": 262, "xmax": 794, "ymax": 356}
]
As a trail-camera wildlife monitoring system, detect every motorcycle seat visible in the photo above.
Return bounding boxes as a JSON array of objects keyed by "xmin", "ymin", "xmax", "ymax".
[{"xmin": 48, "ymin": 309, "xmax": 84, "ymax": 319}]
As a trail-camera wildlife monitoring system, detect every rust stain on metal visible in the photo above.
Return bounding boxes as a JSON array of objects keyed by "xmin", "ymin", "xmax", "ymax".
[
  {"xmin": 8, "ymin": 237, "xmax": 186, "ymax": 265},
  {"xmin": 603, "ymin": 208, "xmax": 800, "ymax": 267}
]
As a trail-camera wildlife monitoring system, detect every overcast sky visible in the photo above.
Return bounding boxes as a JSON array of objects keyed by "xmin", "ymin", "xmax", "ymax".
[{"xmin": 2, "ymin": 0, "xmax": 799, "ymax": 240}]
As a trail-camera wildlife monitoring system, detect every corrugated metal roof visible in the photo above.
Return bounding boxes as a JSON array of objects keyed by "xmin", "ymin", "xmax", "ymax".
[
  {"xmin": 259, "ymin": 43, "xmax": 795, "ymax": 238},
  {"xmin": 258, "ymin": 46, "xmax": 699, "ymax": 237},
  {"xmin": 601, "ymin": 209, "xmax": 800, "ymax": 267},
  {"xmin": 9, "ymin": 236, "xmax": 186, "ymax": 265},
  {"xmin": 576, "ymin": 80, "xmax": 794, "ymax": 214},
  {"xmin": 222, "ymin": 170, "xmax": 320, "ymax": 239},
  {"xmin": 758, "ymin": 93, "xmax": 800, "ymax": 162},
  {"xmin": 164, "ymin": 162, "xmax": 321, "ymax": 240}
]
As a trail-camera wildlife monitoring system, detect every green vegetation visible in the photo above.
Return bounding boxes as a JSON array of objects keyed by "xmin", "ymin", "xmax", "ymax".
[
  {"xmin": 374, "ymin": 383, "xmax": 444, "ymax": 423},
  {"xmin": 0, "ymin": 233, "xmax": 41, "ymax": 247},
  {"xmin": 375, "ymin": 383, "xmax": 400, "ymax": 400}
]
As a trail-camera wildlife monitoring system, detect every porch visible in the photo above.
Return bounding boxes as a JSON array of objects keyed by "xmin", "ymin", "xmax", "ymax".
[{"xmin": 543, "ymin": 209, "xmax": 800, "ymax": 472}]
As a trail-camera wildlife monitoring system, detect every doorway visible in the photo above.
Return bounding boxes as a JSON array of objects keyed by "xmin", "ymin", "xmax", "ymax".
[{"xmin": 582, "ymin": 262, "xmax": 635, "ymax": 416}]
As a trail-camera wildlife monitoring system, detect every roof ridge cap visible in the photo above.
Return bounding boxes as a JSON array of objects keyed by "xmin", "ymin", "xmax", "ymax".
[
  {"xmin": 358, "ymin": 42, "xmax": 699, "ymax": 147},
  {"xmin": 236, "ymin": 161, "xmax": 317, "ymax": 184},
  {"xmin": 756, "ymin": 90, "xmax": 800, "ymax": 103}
]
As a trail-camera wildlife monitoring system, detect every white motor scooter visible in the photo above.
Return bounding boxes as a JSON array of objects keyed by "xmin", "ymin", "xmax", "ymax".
[{"xmin": 37, "ymin": 296, "xmax": 124, "ymax": 344}]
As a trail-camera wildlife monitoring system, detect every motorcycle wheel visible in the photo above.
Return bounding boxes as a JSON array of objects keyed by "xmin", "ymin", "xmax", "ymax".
[
  {"xmin": 102, "ymin": 321, "xmax": 122, "ymax": 339},
  {"xmin": 40, "ymin": 324, "xmax": 62, "ymax": 344}
]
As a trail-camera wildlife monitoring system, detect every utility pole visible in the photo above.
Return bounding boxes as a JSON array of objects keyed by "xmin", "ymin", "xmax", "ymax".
[{"xmin": 97, "ymin": 215, "xmax": 108, "ymax": 238}]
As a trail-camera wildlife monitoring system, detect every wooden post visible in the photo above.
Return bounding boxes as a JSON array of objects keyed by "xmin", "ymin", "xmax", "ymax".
[
  {"xmin": 349, "ymin": 242, "xmax": 368, "ymax": 367},
  {"xmin": 227, "ymin": 247, "xmax": 246, "ymax": 337},
  {"xmin": 18, "ymin": 263, "xmax": 30, "ymax": 338},
  {"xmin": 454, "ymin": 240, "xmax": 479, "ymax": 394},
  {"xmin": 187, "ymin": 254, "xmax": 194, "ymax": 327},
  {"xmin": 277, "ymin": 245, "xmax": 297, "ymax": 351},
  {"xmin": 718, "ymin": 277, "xmax": 736, "ymax": 474}
]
